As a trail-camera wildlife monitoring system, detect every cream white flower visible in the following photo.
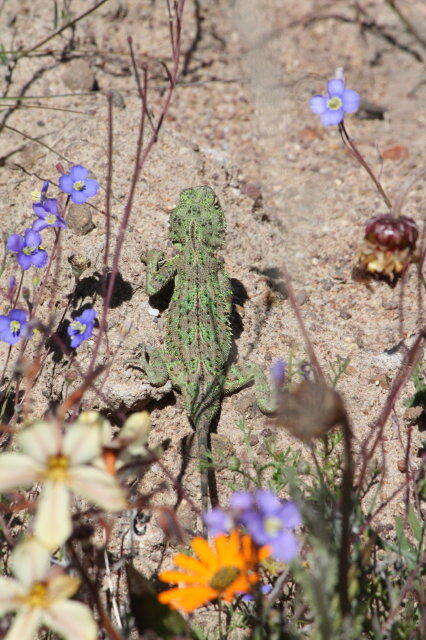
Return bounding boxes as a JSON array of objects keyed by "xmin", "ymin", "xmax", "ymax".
[
  {"xmin": 95, "ymin": 411, "xmax": 152, "ymax": 475},
  {"xmin": 0, "ymin": 537, "xmax": 97, "ymax": 640},
  {"xmin": 0, "ymin": 420, "xmax": 128, "ymax": 549}
]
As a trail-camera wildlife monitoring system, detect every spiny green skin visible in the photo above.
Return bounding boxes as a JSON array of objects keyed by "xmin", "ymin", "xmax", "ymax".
[{"xmin": 135, "ymin": 186, "xmax": 274, "ymax": 519}]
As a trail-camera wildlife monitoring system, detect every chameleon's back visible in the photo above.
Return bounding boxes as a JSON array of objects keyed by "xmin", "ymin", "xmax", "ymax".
[{"xmin": 165, "ymin": 187, "xmax": 233, "ymax": 420}]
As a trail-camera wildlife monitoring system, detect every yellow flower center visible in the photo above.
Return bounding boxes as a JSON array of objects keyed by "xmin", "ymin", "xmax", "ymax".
[
  {"xmin": 327, "ymin": 96, "xmax": 342, "ymax": 110},
  {"xmin": 70, "ymin": 320, "xmax": 86, "ymax": 334},
  {"xmin": 264, "ymin": 516, "xmax": 283, "ymax": 535},
  {"xmin": 46, "ymin": 214, "xmax": 57, "ymax": 224},
  {"xmin": 23, "ymin": 246, "xmax": 36, "ymax": 255},
  {"xmin": 9, "ymin": 320, "xmax": 21, "ymax": 334},
  {"xmin": 209, "ymin": 566, "xmax": 240, "ymax": 591},
  {"xmin": 45, "ymin": 455, "xmax": 70, "ymax": 481},
  {"xmin": 21, "ymin": 582, "xmax": 49, "ymax": 608},
  {"xmin": 73, "ymin": 180, "xmax": 86, "ymax": 191}
]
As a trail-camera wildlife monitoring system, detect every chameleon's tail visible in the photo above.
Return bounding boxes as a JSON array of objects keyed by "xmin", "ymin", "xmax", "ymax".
[{"xmin": 196, "ymin": 415, "xmax": 210, "ymax": 526}]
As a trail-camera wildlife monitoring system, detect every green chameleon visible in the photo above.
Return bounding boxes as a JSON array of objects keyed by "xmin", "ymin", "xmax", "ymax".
[{"xmin": 132, "ymin": 186, "xmax": 274, "ymax": 518}]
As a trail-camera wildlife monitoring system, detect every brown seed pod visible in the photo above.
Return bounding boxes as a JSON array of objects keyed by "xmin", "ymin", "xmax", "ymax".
[
  {"xmin": 271, "ymin": 380, "xmax": 347, "ymax": 443},
  {"xmin": 364, "ymin": 214, "xmax": 418, "ymax": 251}
]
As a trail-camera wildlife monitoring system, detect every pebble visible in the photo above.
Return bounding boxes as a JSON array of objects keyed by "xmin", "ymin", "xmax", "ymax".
[
  {"xmin": 67, "ymin": 204, "xmax": 95, "ymax": 235},
  {"xmin": 62, "ymin": 59, "xmax": 95, "ymax": 92}
]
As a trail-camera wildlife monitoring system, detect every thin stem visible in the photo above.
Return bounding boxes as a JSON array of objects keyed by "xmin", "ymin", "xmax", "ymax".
[
  {"xmin": 338, "ymin": 414, "xmax": 354, "ymax": 616},
  {"xmin": 339, "ymin": 122, "xmax": 393, "ymax": 211}
]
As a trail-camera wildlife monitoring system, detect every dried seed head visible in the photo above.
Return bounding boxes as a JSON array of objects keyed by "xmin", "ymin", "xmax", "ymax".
[
  {"xmin": 359, "ymin": 214, "xmax": 418, "ymax": 279},
  {"xmin": 364, "ymin": 214, "xmax": 418, "ymax": 251},
  {"xmin": 272, "ymin": 380, "xmax": 346, "ymax": 442}
]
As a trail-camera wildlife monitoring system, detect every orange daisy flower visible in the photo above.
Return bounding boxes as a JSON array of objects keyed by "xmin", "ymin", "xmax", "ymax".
[{"xmin": 158, "ymin": 529, "xmax": 270, "ymax": 612}]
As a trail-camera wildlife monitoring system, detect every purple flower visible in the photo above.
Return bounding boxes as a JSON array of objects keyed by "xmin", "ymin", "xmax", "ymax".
[
  {"xmin": 204, "ymin": 507, "xmax": 233, "ymax": 537},
  {"xmin": 241, "ymin": 584, "xmax": 272, "ymax": 602},
  {"xmin": 238, "ymin": 490, "xmax": 301, "ymax": 562},
  {"xmin": 7, "ymin": 229, "xmax": 48, "ymax": 270},
  {"xmin": 0, "ymin": 309, "xmax": 30, "ymax": 345},
  {"xmin": 32, "ymin": 199, "xmax": 66, "ymax": 232},
  {"xmin": 270, "ymin": 359, "xmax": 287, "ymax": 386},
  {"xmin": 58, "ymin": 165, "xmax": 99, "ymax": 204},
  {"xmin": 67, "ymin": 308, "xmax": 97, "ymax": 348},
  {"xmin": 309, "ymin": 78, "xmax": 360, "ymax": 126}
]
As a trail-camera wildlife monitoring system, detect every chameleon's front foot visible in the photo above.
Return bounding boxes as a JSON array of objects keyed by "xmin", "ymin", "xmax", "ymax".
[
  {"xmin": 126, "ymin": 344, "xmax": 169, "ymax": 387},
  {"xmin": 224, "ymin": 363, "xmax": 277, "ymax": 414}
]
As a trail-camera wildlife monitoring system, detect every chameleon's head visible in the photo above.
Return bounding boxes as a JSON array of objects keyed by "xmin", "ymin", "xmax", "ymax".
[{"xmin": 169, "ymin": 186, "xmax": 226, "ymax": 249}]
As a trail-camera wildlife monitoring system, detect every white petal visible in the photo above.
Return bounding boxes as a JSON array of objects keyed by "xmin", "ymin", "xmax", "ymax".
[
  {"xmin": 10, "ymin": 538, "xmax": 50, "ymax": 586},
  {"xmin": 0, "ymin": 578, "xmax": 23, "ymax": 614},
  {"xmin": 0, "ymin": 453, "xmax": 41, "ymax": 492},
  {"xmin": 63, "ymin": 424, "xmax": 103, "ymax": 465},
  {"xmin": 18, "ymin": 421, "xmax": 61, "ymax": 463},
  {"xmin": 34, "ymin": 481, "xmax": 71, "ymax": 550},
  {"xmin": 43, "ymin": 600, "xmax": 98, "ymax": 640},
  {"xmin": 5, "ymin": 607, "xmax": 42, "ymax": 640},
  {"xmin": 68, "ymin": 465, "xmax": 127, "ymax": 512},
  {"xmin": 47, "ymin": 574, "xmax": 80, "ymax": 601}
]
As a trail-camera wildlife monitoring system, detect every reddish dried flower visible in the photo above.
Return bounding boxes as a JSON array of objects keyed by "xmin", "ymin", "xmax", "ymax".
[
  {"xmin": 365, "ymin": 214, "xmax": 418, "ymax": 251},
  {"xmin": 360, "ymin": 214, "xmax": 418, "ymax": 279}
]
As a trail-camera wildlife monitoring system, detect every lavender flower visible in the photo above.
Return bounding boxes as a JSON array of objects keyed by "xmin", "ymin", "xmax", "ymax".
[
  {"xmin": 234, "ymin": 490, "xmax": 301, "ymax": 562},
  {"xmin": 59, "ymin": 165, "xmax": 99, "ymax": 204},
  {"xmin": 270, "ymin": 359, "xmax": 287, "ymax": 386},
  {"xmin": 68, "ymin": 308, "xmax": 97, "ymax": 348},
  {"xmin": 32, "ymin": 198, "xmax": 67, "ymax": 231},
  {"xmin": 0, "ymin": 309, "xmax": 30, "ymax": 345},
  {"xmin": 309, "ymin": 78, "xmax": 360, "ymax": 126},
  {"xmin": 7, "ymin": 229, "xmax": 48, "ymax": 270},
  {"xmin": 203, "ymin": 507, "xmax": 232, "ymax": 537}
]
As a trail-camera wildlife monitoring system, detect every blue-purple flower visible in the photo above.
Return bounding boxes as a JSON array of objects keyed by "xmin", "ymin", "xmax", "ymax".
[
  {"xmin": 309, "ymin": 78, "xmax": 360, "ymax": 126},
  {"xmin": 7, "ymin": 229, "xmax": 48, "ymax": 270},
  {"xmin": 0, "ymin": 309, "xmax": 30, "ymax": 345},
  {"xmin": 32, "ymin": 198, "xmax": 66, "ymax": 232},
  {"xmin": 231, "ymin": 490, "xmax": 301, "ymax": 562},
  {"xmin": 67, "ymin": 308, "xmax": 97, "ymax": 348},
  {"xmin": 203, "ymin": 507, "xmax": 233, "ymax": 537},
  {"xmin": 59, "ymin": 165, "xmax": 99, "ymax": 204}
]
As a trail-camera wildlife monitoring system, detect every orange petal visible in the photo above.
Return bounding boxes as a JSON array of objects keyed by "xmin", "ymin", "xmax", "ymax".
[
  {"xmin": 173, "ymin": 553, "xmax": 211, "ymax": 578},
  {"xmin": 259, "ymin": 545, "xmax": 271, "ymax": 561},
  {"xmin": 159, "ymin": 570, "xmax": 203, "ymax": 586},
  {"xmin": 191, "ymin": 538, "xmax": 217, "ymax": 570},
  {"xmin": 158, "ymin": 586, "xmax": 216, "ymax": 612}
]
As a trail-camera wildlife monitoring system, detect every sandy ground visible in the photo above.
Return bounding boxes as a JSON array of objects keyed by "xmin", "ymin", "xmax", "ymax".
[{"xmin": 0, "ymin": 0, "xmax": 424, "ymax": 576}]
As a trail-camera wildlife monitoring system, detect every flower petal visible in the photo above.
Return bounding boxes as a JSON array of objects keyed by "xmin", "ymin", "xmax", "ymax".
[
  {"xmin": 279, "ymin": 501, "xmax": 301, "ymax": 528},
  {"xmin": 43, "ymin": 600, "xmax": 97, "ymax": 640},
  {"xmin": 43, "ymin": 600, "xmax": 98, "ymax": 640},
  {"xmin": 23, "ymin": 229, "xmax": 41, "ymax": 248},
  {"xmin": 7, "ymin": 234, "xmax": 24, "ymax": 252},
  {"xmin": 68, "ymin": 465, "xmax": 127, "ymax": 511},
  {"xmin": 0, "ymin": 453, "xmax": 40, "ymax": 492},
  {"xmin": 47, "ymin": 574, "xmax": 80, "ymax": 600},
  {"xmin": 10, "ymin": 538, "xmax": 50, "ymax": 586},
  {"xmin": 79, "ymin": 309, "xmax": 97, "ymax": 323},
  {"xmin": 70, "ymin": 190, "xmax": 90, "ymax": 205},
  {"xmin": 309, "ymin": 95, "xmax": 327, "ymax": 115},
  {"xmin": 159, "ymin": 570, "xmax": 201, "ymax": 586},
  {"xmin": 17, "ymin": 253, "xmax": 32, "ymax": 270},
  {"xmin": 34, "ymin": 481, "xmax": 71, "ymax": 550},
  {"xmin": 191, "ymin": 537, "xmax": 217, "ymax": 571},
  {"xmin": 271, "ymin": 531, "xmax": 299, "ymax": 562},
  {"xmin": 63, "ymin": 424, "xmax": 103, "ymax": 465},
  {"xmin": 43, "ymin": 199, "xmax": 58, "ymax": 214},
  {"xmin": 327, "ymin": 78, "xmax": 345, "ymax": 96},
  {"xmin": 0, "ymin": 578, "xmax": 23, "ymax": 614},
  {"xmin": 69, "ymin": 165, "xmax": 89, "ymax": 181},
  {"xmin": 58, "ymin": 174, "xmax": 74, "ymax": 194},
  {"xmin": 9, "ymin": 309, "xmax": 27, "ymax": 323},
  {"xmin": 342, "ymin": 88, "xmax": 360, "ymax": 114},
  {"xmin": 80, "ymin": 178, "xmax": 99, "ymax": 198},
  {"xmin": 32, "ymin": 219, "xmax": 48, "ymax": 232},
  {"xmin": 18, "ymin": 421, "xmax": 60, "ymax": 463},
  {"xmin": 158, "ymin": 585, "xmax": 216, "ymax": 612},
  {"xmin": 31, "ymin": 250, "xmax": 48, "ymax": 268},
  {"xmin": 172, "ymin": 553, "xmax": 211, "ymax": 579},
  {"xmin": 4, "ymin": 606, "xmax": 42, "ymax": 640},
  {"xmin": 320, "ymin": 108, "xmax": 344, "ymax": 126}
]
